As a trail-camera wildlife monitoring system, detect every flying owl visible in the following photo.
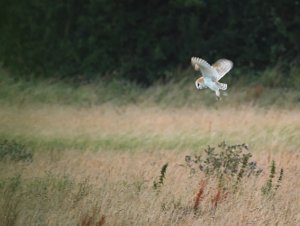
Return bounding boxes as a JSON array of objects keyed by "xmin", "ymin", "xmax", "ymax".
[{"xmin": 191, "ymin": 57, "xmax": 233, "ymax": 99}]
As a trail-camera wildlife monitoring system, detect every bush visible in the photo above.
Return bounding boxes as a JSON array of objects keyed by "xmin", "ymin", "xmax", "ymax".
[
  {"xmin": 185, "ymin": 141, "xmax": 263, "ymax": 190},
  {"xmin": 0, "ymin": 138, "xmax": 33, "ymax": 162},
  {"xmin": 185, "ymin": 142, "xmax": 284, "ymax": 211}
]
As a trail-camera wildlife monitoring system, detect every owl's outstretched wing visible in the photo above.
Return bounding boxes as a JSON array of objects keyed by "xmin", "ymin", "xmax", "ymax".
[
  {"xmin": 191, "ymin": 57, "xmax": 219, "ymax": 81},
  {"xmin": 212, "ymin": 59, "xmax": 233, "ymax": 81}
]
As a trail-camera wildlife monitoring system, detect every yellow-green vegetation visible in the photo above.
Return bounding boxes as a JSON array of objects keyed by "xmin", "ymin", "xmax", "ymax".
[
  {"xmin": 0, "ymin": 73, "xmax": 300, "ymax": 225},
  {"xmin": 1, "ymin": 68, "xmax": 300, "ymax": 108}
]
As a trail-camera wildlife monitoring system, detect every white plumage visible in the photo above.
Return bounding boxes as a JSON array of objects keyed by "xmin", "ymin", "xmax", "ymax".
[{"xmin": 191, "ymin": 57, "xmax": 233, "ymax": 99}]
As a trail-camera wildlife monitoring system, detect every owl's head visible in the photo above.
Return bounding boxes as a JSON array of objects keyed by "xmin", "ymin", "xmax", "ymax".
[{"xmin": 195, "ymin": 77, "xmax": 205, "ymax": 89}]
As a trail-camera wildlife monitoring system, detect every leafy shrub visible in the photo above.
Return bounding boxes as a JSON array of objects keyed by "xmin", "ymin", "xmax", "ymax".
[
  {"xmin": 185, "ymin": 141, "xmax": 265, "ymax": 211},
  {"xmin": 185, "ymin": 141, "xmax": 262, "ymax": 190},
  {"xmin": 185, "ymin": 142, "xmax": 285, "ymax": 211},
  {"xmin": 0, "ymin": 138, "xmax": 33, "ymax": 162}
]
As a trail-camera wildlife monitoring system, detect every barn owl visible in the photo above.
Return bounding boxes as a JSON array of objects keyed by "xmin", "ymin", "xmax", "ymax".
[{"xmin": 191, "ymin": 57, "xmax": 233, "ymax": 99}]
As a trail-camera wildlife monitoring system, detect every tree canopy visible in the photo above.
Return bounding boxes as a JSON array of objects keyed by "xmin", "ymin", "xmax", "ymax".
[{"xmin": 0, "ymin": 0, "xmax": 299, "ymax": 84}]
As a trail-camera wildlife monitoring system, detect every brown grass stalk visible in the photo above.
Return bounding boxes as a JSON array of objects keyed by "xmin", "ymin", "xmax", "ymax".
[
  {"xmin": 78, "ymin": 208, "xmax": 105, "ymax": 226},
  {"xmin": 193, "ymin": 179, "xmax": 206, "ymax": 211},
  {"xmin": 211, "ymin": 189, "xmax": 228, "ymax": 209}
]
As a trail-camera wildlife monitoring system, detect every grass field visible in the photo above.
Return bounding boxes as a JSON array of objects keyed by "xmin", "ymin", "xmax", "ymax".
[{"xmin": 0, "ymin": 74, "xmax": 300, "ymax": 225}]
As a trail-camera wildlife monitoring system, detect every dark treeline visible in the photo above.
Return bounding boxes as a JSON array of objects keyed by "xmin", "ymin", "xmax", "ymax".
[{"xmin": 0, "ymin": 0, "xmax": 299, "ymax": 84}]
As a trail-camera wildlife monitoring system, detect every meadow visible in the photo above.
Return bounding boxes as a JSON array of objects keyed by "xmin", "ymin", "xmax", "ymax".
[{"xmin": 0, "ymin": 72, "xmax": 300, "ymax": 226}]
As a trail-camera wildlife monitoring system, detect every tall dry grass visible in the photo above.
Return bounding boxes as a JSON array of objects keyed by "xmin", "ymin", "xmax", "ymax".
[
  {"xmin": 0, "ymin": 103, "xmax": 299, "ymax": 225},
  {"xmin": 0, "ymin": 148, "xmax": 299, "ymax": 225}
]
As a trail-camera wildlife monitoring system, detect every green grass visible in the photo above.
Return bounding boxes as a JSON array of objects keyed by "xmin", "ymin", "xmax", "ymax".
[
  {"xmin": 1, "ymin": 67, "xmax": 300, "ymax": 108},
  {"xmin": 0, "ymin": 133, "xmax": 218, "ymax": 152},
  {"xmin": 0, "ymin": 123, "xmax": 299, "ymax": 154},
  {"xmin": 0, "ymin": 72, "xmax": 142, "ymax": 106}
]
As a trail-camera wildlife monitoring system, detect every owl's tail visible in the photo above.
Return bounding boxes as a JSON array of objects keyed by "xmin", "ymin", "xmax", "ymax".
[{"xmin": 216, "ymin": 82, "xmax": 227, "ymax": 90}]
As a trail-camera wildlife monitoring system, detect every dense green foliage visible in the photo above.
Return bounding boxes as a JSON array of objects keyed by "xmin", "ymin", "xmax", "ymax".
[
  {"xmin": 0, "ymin": 0, "xmax": 299, "ymax": 84},
  {"xmin": 0, "ymin": 138, "xmax": 33, "ymax": 162}
]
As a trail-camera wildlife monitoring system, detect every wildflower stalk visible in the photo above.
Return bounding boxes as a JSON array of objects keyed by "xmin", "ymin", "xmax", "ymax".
[{"xmin": 153, "ymin": 163, "xmax": 168, "ymax": 190}]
